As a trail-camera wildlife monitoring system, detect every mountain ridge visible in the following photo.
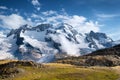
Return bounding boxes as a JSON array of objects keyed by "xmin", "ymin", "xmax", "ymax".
[{"xmin": 0, "ymin": 23, "xmax": 119, "ymax": 62}]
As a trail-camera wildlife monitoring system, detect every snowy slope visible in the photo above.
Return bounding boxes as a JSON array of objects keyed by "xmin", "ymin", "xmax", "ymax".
[
  {"xmin": 0, "ymin": 32, "xmax": 17, "ymax": 59},
  {"xmin": 0, "ymin": 23, "xmax": 118, "ymax": 62}
]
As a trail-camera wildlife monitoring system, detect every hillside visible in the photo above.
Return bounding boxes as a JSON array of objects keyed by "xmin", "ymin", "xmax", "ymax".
[
  {"xmin": 55, "ymin": 44, "xmax": 120, "ymax": 66},
  {"xmin": 0, "ymin": 60, "xmax": 120, "ymax": 80}
]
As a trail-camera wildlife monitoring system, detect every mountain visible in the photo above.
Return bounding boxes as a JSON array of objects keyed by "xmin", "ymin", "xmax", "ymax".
[
  {"xmin": 55, "ymin": 44, "xmax": 120, "ymax": 66},
  {"xmin": 0, "ymin": 23, "xmax": 118, "ymax": 62}
]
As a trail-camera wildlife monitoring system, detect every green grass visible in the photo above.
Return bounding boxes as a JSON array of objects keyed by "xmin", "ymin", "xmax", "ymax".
[{"xmin": 0, "ymin": 61, "xmax": 119, "ymax": 80}]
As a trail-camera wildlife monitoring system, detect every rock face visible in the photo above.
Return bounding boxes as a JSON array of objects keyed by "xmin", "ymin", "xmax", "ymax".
[
  {"xmin": 86, "ymin": 31, "xmax": 113, "ymax": 49},
  {"xmin": 55, "ymin": 44, "xmax": 120, "ymax": 66},
  {"xmin": 0, "ymin": 23, "xmax": 119, "ymax": 62}
]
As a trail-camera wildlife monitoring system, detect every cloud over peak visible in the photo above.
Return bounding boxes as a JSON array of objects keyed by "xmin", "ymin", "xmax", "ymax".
[
  {"xmin": 0, "ymin": 9, "xmax": 100, "ymax": 33},
  {"xmin": 39, "ymin": 11, "xmax": 100, "ymax": 33}
]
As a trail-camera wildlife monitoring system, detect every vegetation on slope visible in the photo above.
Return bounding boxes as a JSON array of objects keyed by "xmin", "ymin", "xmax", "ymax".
[{"xmin": 0, "ymin": 60, "xmax": 119, "ymax": 80}]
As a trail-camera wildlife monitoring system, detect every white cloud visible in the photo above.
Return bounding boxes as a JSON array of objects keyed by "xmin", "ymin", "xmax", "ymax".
[
  {"xmin": 37, "ymin": 7, "xmax": 40, "ymax": 11},
  {"xmin": 31, "ymin": 0, "xmax": 40, "ymax": 6},
  {"xmin": 59, "ymin": 35, "xmax": 80, "ymax": 56},
  {"xmin": 50, "ymin": 34, "xmax": 80, "ymax": 56},
  {"xmin": 96, "ymin": 13, "xmax": 120, "ymax": 18},
  {"xmin": 31, "ymin": 13, "xmax": 39, "ymax": 18},
  {"xmin": 0, "ymin": 9, "xmax": 100, "ymax": 33},
  {"xmin": 31, "ymin": 13, "xmax": 45, "ymax": 23},
  {"xmin": 64, "ymin": 15, "xmax": 86, "ymax": 26},
  {"xmin": 41, "ymin": 12, "xmax": 100, "ymax": 33},
  {"xmin": 63, "ymin": 15, "xmax": 99, "ymax": 33},
  {"xmin": 31, "ymin": 0, "xmax": 41, "ymax": 11},
  {"xmin": 42, "ymin": 10, "xmax": 57, "ymax": 16},
  {"xmin": 15, "ymin": 9, "xmax": 18, "ymax": 12},
  {"xmin": 0, "ymin": 6, "xmax": 8, "ymax": 10},
  {"xmin": 60, "ymin": 8, "xmax": 68, "ymax": 15},
  {"xmin": 0, "ymin": 14, "xmax": 32, "ymax": 29}
]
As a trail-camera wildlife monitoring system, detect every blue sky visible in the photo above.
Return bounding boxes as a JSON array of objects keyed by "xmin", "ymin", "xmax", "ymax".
[{"xmin": 0, "ymin": 0, "xmax": 120, "ymax": 40}]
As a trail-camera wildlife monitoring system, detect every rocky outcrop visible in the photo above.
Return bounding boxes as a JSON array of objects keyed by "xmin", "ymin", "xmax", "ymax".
[{"xmin": 0, "ymin": 61, "xmax": 43, "ymax": 78}]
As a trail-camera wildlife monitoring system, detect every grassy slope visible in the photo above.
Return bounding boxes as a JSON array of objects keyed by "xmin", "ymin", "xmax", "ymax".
[{"xmin": 0, "ymin": 60, "xmax": 120, "ymax": 80}]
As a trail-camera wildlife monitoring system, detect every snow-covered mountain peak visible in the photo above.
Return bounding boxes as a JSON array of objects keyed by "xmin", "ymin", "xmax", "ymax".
[
  {"xmin": 89, "ymin": 31, "xmax": 112, "ymax": 41},
  {"xmin": 0, "ymin": 23, "xmax": 118, "ymax": 62},
  {"xmin": 85, "ymin": 31, "xmax": 113, "ymax": 48}
]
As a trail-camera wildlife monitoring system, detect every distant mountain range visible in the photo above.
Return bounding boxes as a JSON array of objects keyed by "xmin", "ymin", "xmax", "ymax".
[{"xmin": 0, "ymin": 23, "xmax": 120, "ymax": 62}]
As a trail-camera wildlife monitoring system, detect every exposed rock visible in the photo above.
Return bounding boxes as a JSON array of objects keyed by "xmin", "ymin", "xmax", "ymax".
[{"xmin": 0, "ymin": 61, "xmax": 43, "ymax": 78}]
